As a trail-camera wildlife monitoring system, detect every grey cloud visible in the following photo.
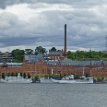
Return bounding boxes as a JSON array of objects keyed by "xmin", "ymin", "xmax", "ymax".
[
  {"xmin": 0, "ymin": 0, "xmax": 107, "ymax": 51},
  {"xmin": 0, "ymin": 0, "xmax": 107, "ymax": 8}
]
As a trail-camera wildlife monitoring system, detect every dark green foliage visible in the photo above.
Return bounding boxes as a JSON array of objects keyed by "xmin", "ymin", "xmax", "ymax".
[
  {"xmin": 23, "ymin": 73, "xmax": 26, "ymax": 78},
  {"xmin": 27, "ymin": 73, "xmax": 31, "ymax": 78},
  {"xmin": 96, "ymin": 77, "xmax": 104, "ymax": 82},
  {"xmin": 35, "ymin": 75, "xmax": 40, "ymax": 81},
  {"xmin": 50, "ymin": 47, "xmax": 57, "ymax": 51},
  {"xmin": 85, "ymin": 74, "xmax": 90, "ymax": 77},
  {"xmin": 11, "ymin": 72, "xmax": 15, "ymax": 76},
  {"xmin": 12, "ymin": 49, "xmax": 24, "ymax": 62},
  {"xmin": 35, "ymin": 46, "xmax": 46, "ymax": 55},
  {"xmin": 74, "ymin": 75, "xmax": 80, "ymax": 79},
  {"xmin": 67, "ymin": 50, "xmax": 107, "ymax": 60},
  {"xmin": 44, "ymin": 74, "xmax": 49, "ymax": 79},
  {"xmin": 7, "ymin": 73, "xmax": 10, "ymax": 77},
  {"xmin": 20, "ymin": 73, "xmax": 22, "ymax": 77},
  {"xmin": 9, "ymin": 47, "xmax": 107, "ymax": 62},
  {"xmin": 15, "ymin": 73, "xmax": 18, "ymax": 77},
  {"xmin": 2, "ymin": 73, "xmax": 5, "ymax": 79}
]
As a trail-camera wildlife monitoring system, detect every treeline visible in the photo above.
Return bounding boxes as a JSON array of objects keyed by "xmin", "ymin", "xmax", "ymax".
[
  {"xmin": 11, "ymin": 46, "xmax": 58, "ymax": 62},
  {"xmin": 11, "ymin": 46, "xmax": 47, "ymax": 62},
  {"xmin": 3, "ymin": 46, "xmax": 107, "ymax": 62},
  {"xmin": 67, "ymin": 50, "xmax": 107, "ymax": 60}
]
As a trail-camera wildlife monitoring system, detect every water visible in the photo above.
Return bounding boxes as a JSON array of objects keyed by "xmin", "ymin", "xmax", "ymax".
[{"xmin": 0, "ymin": 83, "xmax": 107, "ymax": 107}]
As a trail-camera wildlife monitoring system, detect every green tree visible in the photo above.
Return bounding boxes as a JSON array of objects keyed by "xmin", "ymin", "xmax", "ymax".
[
  {"xmin": 20, "ymin": 73, "xmax": 22, "ymax": 77},
  {"xmin": 27, "ymin": 73, "xmax": 31, "ymax": 78},
  {"xmin": 11, "ymin": 72, "xmax": 14, "ymax": 76},
  {"xmin": 67, "ymin": 50, "xmax": 107, "ymax": 60},
  {"xmin": 35, "ymin": 46, "xmax": 46, "ymax": 55},
  {"xmin": 50, "ymin": 47, "xmax": 57, "ymax": 51},
  {"xmin": 7, "ymin": 73, "xmax": 10, "ymax": 77},
  {"xmin": 2, "ymin": 73, "xmax": 5, "ymax": 79},
  {"xmin": 23, "ymin": 73, "xmax": 26, "ymax": 78},
  {"xmin": 35, "ymin": 75, "xmax": 40, "ymax": 81},
  {"xmin": 12, "ymin": 49, "xmax": 25, "ymax": 62}
]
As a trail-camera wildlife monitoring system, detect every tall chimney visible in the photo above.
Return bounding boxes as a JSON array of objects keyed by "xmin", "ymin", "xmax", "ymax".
[{"xmin": 64, "ymin": 24, "xmax": 67, "ymax": 58}]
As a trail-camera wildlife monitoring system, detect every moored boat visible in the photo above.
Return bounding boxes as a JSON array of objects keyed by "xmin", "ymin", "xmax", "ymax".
[
  {"xmin": 0, "ymin": 73, "xmax": 32, "ymax": 83},
  {"xmin": 51, "ymin": 75, "xmax": 94, "ymax": 84}
]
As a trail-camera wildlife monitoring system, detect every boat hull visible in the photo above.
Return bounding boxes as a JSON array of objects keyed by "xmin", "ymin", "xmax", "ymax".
[
  {"xmin": 0, "ymin": 77, "xmax": 32, "ymax": 83},
  {"xmin": 51, "ymin": 78, "xmax": 93, "ymax": 84}
]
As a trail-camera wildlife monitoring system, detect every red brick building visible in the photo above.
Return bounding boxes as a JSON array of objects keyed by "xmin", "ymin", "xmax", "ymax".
[{"xmin": 0, "ymin": 58, "xmax": 107, "ymax": 78}]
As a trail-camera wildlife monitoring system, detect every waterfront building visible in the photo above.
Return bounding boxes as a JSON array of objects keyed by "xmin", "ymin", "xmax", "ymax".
[
  {"xmin": 0, "ymin": 24, "xmax": 107, "ymax": 78},
  {"xmin": 0, "ymin": 54, "xmax": 107, "ymax": 78}
]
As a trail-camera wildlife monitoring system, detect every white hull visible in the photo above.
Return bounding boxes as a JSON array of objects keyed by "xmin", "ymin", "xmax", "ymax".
[
  {"xmin": 51, "ymin": 78, "xmax": 93, "ymax": 84},
  {"xmin": 0, "ymin": 77, "xmax": 32, "ymax": 83}
]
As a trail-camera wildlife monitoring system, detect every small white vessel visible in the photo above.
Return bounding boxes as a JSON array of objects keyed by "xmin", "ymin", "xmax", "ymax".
[
  {"xmin": 0, "ymin": 73, "xmax": 32, "ymax": 83},
  {"xmin": 51, "ymin": 75, "xmax": 93, "ymax": 84},
  {"xmin": 40, "ymin": 74, "xmax": 93, "ymax": 84}
]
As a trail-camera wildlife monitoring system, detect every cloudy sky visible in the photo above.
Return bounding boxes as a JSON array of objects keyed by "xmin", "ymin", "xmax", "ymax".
[{"xmin": 0, "ymin": 0, "xmax": 107, "ymax": 52}]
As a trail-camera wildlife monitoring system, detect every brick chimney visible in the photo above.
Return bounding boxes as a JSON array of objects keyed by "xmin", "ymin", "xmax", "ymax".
[{"xmin": 64, "ymin": 24, "xmax": 67, "ymax": 58}]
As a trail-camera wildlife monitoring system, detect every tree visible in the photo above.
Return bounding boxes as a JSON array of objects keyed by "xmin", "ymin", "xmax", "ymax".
[
  {"xmin": 11, "ymin": 72, "xmax": 14, "ymax": 76},
  {"xmin": 67, "ymin": 50, "xmax": 107, "ymax": 60},
  {"xmin": 11, "ymin": 49, "xmax": 25, "ymax": 62},
  {"xmin": 27, "ymin": 73, "xmax": 31, "ymax": 78},
  {"xmin": 2, "ymin": 73, "xmax": 5, "ymax": 79},
  {"xmin": 50, "ymin": 47, "xmax": 57, "ymax": 51},
  {"xmin": 20, "ymin": 73, "xmax": 22, "ymax": 77},
  {"xmin": 35, "ymin": 46, "xmax": 46, "ymax": 55},
  {"xmin": 25, "ymin": 49, "xmax": 33, "ymax": 55},
  {"xmin": 7, "ymin": 73, "xmax": 10, "ymax": 77},
  {"xmin": 23, "ymin": 73, "xmax": 26, "ymax": 78}
]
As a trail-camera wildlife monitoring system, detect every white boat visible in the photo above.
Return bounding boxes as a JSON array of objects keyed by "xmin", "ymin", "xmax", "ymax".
[
  {"xmin": 51, "ymin": 78, "xmax": 93, "ymax": 84},
  {"xmin": 0, "ymin": 73, "xmax": 32, "ymax": 83},
  {"xmin": 51, "ymin": 65, "xmax": 93, "ymax": 84},
  {"xmin": 40, "ymin": 75, "xmax": 93, "ymax": 84},
  {"xmin": 51, "ymin": 75, "xmax": 94, "ymax": 84}
]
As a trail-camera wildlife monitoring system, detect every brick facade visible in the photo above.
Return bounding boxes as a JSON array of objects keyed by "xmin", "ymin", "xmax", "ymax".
[{"xmin": 0, "ymin": 60, "xmax": 107, "ymax": 77}]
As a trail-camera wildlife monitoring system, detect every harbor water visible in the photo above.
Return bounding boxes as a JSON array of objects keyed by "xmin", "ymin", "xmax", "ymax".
[{"xmin": 0, "ymin": 83, "xmax": 107, "ymax": 107}]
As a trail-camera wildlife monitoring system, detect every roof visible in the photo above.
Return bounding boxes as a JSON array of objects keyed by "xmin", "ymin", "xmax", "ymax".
[
  {"xmin": 46, "ymin": 59, "xmax": 107, "ymax": 66},
  {"xmin": 24, "ymin": 54, "xmax": 44, "ymax": 63},
  {"xmin": 24, "ymin": 54, "xmax": 107, "ymax": 66},
  {"xmin": 0, "ymin": 63, "xmax": 22, "ymax": 67}
]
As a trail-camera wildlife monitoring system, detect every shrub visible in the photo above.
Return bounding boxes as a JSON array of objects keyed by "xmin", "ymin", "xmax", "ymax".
[
  {"xmin": 23, "ymin": 73, "xmax": 26, "ymax": 78},
  {"xmin": 11, "ymin": 72, "xmax": 14, "ymax": 76},
  {"xmin": 27, "ymin": 73, "xmax": 31, "ymax": 78},
  {"xmin": 44, "ymin": 74, "xmax": 49, "ymax": 79},
  {"xmin": 2, "ymin": 73, "xmax": 5, "ymax": 79},
  {"xmin": 96, "ymin": 77, "xmax": 104, "ymax": 82},
  {"xmin": 7, "ymin": 73, "xmax": 10, "ymax": 77},
  {"xmin": 35, "ymin": 75, "xmax": 40, "ymax": 81},
  {"xmin": 74, "ymin": 75, "xmax": 80, "ymax": 79}
]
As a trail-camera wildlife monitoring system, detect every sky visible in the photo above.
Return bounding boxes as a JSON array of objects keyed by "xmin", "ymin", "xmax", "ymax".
[{"xmin": 0, "ymin": 0, "xmax": 107, "ymax": 52}]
